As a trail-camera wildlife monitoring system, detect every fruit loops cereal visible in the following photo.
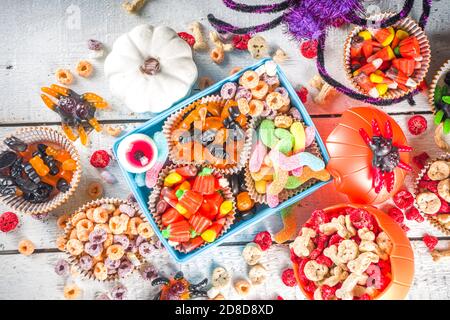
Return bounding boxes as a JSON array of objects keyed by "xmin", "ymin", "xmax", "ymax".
[
  {"xmin": 63, "ymin": 283, "xmax": 81, "ymax": 300},
  {"xmin": 18, "ymin": 239, "xmax": 35, "ymax": 256},
  {"xmin": 348, "ymin": 27, "xmax": 423, "ymax": 98},
  {"xmin": 290, "ymin": 208, "xmax": 393, "ymax": 300},
  {"xmin": 152, "ymin": 166, "xmax": 235, "ymax": 252},
  {"xmin": 0, "ymin": 137, "xmax": 77, "ymax": 203},
  {"xmin": 63, "ymin": 200, "xmax": 157, "ymax": 281},
  {"xmin": 415, "ymin": 159, "xmax": 450, "ymax": 229}
]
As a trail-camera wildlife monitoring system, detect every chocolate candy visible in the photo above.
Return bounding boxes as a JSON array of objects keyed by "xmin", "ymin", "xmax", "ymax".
[
  {"xmin": 0, "ymin": 151, "xmax": 17, "ymax": 170},
  {"xmin": 22, "ymin": 163, "xmax": 41, "ymax": 184},
  {"xmin": 4, "ymin": 136, "xmax": 27, "ymax": 152},
  {"xmin": 57, "ymin": 178, "xmax": 70, "ymax": 192},
  {"xmin": 0, "ymin": 177, "xmax": 16, "ymax": 196}
]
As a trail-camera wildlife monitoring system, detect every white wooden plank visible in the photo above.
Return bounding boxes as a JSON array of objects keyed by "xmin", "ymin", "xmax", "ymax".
[
  {"xmin": 1, "ymin": 241, "xmax": 449, "ymax": 299},
  {"xmin": 0, "ymin": 0, "xmax": 448, "ymax": 124}
]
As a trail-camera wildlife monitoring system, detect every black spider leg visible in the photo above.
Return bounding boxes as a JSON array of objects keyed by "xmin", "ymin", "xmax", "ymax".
[
  {"xmin": 153, "ymin": 291, "xmax": 162, "ymax": 300},
  {"xmin": 151, "ymin": 277, "xmax": 170, "ymax": 286},
  {"xmin": 348, "ymin": 0, "xmax": 415, "ymax": 28},
  {"xmin": 315, "ymin": 34, "xmax": 420, "ymax": 106},
  {"xmin": 207, "ymin": 13, "xmax": 283, "ymax": 35},
  {"xmin": 189, "ymin": 278, "xmax": 208, "ymax": 291},
  {"xmin": 221, "ymin": 0, "xmax": 292, "ymax": 13}
]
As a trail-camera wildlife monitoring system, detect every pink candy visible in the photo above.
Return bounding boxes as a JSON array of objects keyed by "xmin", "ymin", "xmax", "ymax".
[
  {"xmin": 291, "ymin": 166, "xmax": 303, "ymax": 177},
  {"xmin": 305, "ymin": 126, "xmax": 315, "ymax": 148},
  {"xmin": 266, "ymin": 190, "xmax": 279, "ymax": 208},
  {"xmin": 249, "ymin": 140, "xmax": 267, "ymax": 173},
  {"xmin": 269, "ymin": 149, "xmax": 324, "ymax": 172},
  {"xmin": 145, "ymin": 161, "xmax": 165, "ymax": 188}
]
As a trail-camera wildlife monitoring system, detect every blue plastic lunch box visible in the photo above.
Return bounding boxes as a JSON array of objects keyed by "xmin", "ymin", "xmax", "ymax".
[{"xmin": 113, "ymin": 58, "xmax": 332, "ymax": 263}]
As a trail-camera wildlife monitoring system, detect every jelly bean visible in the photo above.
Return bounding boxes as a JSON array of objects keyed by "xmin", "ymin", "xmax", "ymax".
[
  {"xmin": 219, "ymin": 200, "xmax": 233, "ymax": 216},
  {"xmin": 175, "ymin": 165, "xmax": 198, "ymax": 177},
  {"xmin": 274, "ymin": 128, "xmax": 294, "ymax": 154},
  {"xmin": 267, "ymin": 168, "xmax": 288, "ymax": 195},
  {"xmin": 259, "ymin": 120, "xmax": 279, "ymax": 148},
  {"xmin": 230, "ymin": 175, "xmax": 240, "ymax": 196},
  {"xmin": 236, "ymin": 192, "xmax": 254, "ymax": 212},
  {"xmin": 249, "ymin": 140, "xmax": 267, "ymax": 173},
  {"xmin": 255, "ymin": 180, "xmax": 267, "ymax": 194},
  {"xmin": 164, "ymin": 172, "xmax": 183, "ymax": 187},
  {"xmin": 304, "ymin": 126, "xmax": 315, "ymax": 148},
  {"xmin": 156, "ymin": 199, "xmax": 168, "ymax": 215},
  {"xmin": 266, "ymin": 191, "xmax": 279, "ymax": 208},
  {"xmin": 62, "ymin": 159, "xmax": 77, "ymax": 171},
  {"xmin": 135, "ymin": 172, "xmax": 146, "ymax": 187},
  {"xmin": 290, "ymin": 122, "xmax": 306, "ymax": 152}
]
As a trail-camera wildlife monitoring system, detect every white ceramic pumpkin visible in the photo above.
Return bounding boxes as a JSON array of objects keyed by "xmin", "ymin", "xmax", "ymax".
[{"xmin": 104, "ymin": 24, "xmax": 197, "ymax": 113}]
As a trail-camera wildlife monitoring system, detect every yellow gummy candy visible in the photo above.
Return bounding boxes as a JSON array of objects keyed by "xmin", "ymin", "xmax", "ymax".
[
  {"xmin": 164, "ymin": 172, "xmax": 183, "ymax": 187},
  {"xmin": 255, "ymin": 180, "xmax": 267, "ymax": 194},
  {"xmin": 358, "ymin": 30, "xmax": 372, "ymax": 41}
]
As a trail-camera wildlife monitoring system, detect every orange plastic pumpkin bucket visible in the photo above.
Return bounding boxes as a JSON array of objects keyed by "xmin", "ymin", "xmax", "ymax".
[
  {"xmin": 292, "ymin": 203, "xmax": 414, "ymax": 300},
  {"xmin": 326, "ymin": 106, "xmax": 411, "ymax": 204}
]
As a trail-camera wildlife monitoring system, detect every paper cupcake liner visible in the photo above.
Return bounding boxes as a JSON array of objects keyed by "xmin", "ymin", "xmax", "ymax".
[
  {"xmin": 343, "ymin": 12, "xmax": 431, "ymax": 100},
  {"xmin": 63, "ymin": 197, "xmax": 152, "ymax": 282},
  {"xmin": 148, "ymin": 164, "xmax": 236, "ymax": 253},
  {"xmin": 0, "ymin": 127, "xmax": 81, "ymax": 215},
  {"xmin": 429, "ymin": 59, "xmax": 450, "ymax": 150},
  {"xmin": 162, "ymin": 95, "xmax": 252, "ymax": 175},
  {"xmin": 244, "ymin": 115, "xmax": 325, "ymax": 205},
  {"xmin": 413, "ymin": 153, "xmax": 450, "ymax": 235}
]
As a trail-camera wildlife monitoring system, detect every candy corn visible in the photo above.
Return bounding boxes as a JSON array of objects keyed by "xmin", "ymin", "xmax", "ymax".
[
  {"xmin": 391, "ymin": 29, "xmax": 409, "ymax": 49},
  {"xmin": 367, "ymin": 46, "xmax": 395, "ymax": 63},
  {"xmin": 354, "ymin": 73, "xmax": 379, "ymax": 98},
  {"xmin": 373, "ymin": 27, "xmax": 395, "ymax": 47},
  {"xmin": 369, "ymin": 70, "xmax": 398, "ymax": 89},
  {"xmin": 164, "ymin": 172, "xmax": 183, "ymax": 187},
  {"xmin": 353, "ymin": 58, "xmax": 383, "ymax": 76},
  {"xmin": 162, "ymin": 208, "xmax": 185, "ymax": 226},
  {"xmin": 162, "ymin": 220, "xmax": 191, "ymax": 243},
  {"xmin": 177, "ymin": 190, "xmax": 203, "ymax": 218},
  {"xmin": 201, "ymin": 220, "xmax": 225, "ymax": 243},
  {"xmin": 394, "ymin": 36, "xmax": 421, "ymax": 59},
  {"xmin": 189, "ymin": 214, "xmax": 212, "ymax": 234},
  {"xmin": 182, "ymin": 237, "xmax": 205, "ymax": 252},
  {"xmin": 386, "ymin": 67, "xmax": 417, "ymax": 87},
  {"xmin": 358, "ymin": 30, "xmax": 372, "ymax": 41}
]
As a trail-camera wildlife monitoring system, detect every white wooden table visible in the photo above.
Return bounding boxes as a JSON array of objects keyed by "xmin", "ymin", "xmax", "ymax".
[{"xmin": 0, "ymin": 0, "xmax": 449, "ymax": 300}]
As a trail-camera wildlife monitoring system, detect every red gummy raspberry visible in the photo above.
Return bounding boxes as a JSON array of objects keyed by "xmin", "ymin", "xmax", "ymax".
[
  {"xmin": 276, "ymin": 295, "xmax": 284, "ymax": 300},
  {"xmin": 300, "ymin": 39, "xmax": 318, "ymax": 59},
  {"xmin": 305, "ymin": 209, "xmax": 328, "ymax": 231},
  {"xmin": 303, "ymin": 280, "xmax": 316, "ymax": 293},
  {"xmin": 290, "ymin": 248, "xmax": 303, "ymax": 265},
  {"xmin": 178, "ymin": 32, "xmax": 195, "ymax": 47},
  {"xmin": 0, "ymin": 212, "xmax": 19, "ymax": 233},
  {"xmin": 423, "ymin": 234, "xmax": 438, "ymax": 251},
  {"xmin": 357, "ymin": 294, "xmax": 371, "ymax": 300},
  {"xmin": 378, "ymin": 259, "xmax": 391, "ymax": 275},
  {"xmin": 405, "ymin": 206, "xmax": 423, "ymax": 222},
  {"xmin": 281, "ymin": 268, "xmax": 297, "ymax": 287},
  {"xmin": 347, "ymin": 208, "xmax": 374, "ymax": 230},
  {"xmin": 232, "ymin": 34, "xmax": 251, "ymax": 50},
  {"xmin": 418, "ymin": 180, "xmax": 438, "ymax": 193},
  {"xmin": 90, "ymin": 150, "xmax": 110, "ymax": 168},
  {"xmin": 439, "ymin": 198, "xmax": 450, "ymax": 213},
  {"xmin": 253, "ymin": 231, "xmax": 272, "ymax": 251},
  {"xmin": 393, "ymin": 190, "xmax": 414, "ymax": 210},
  {"xmin": 378, "ymin": 274, "xmax": 390, "ymax": 291},
  {"xmin": 388, "ymin": 207, "xmax": 404, "ymax": 224},
  {"xmin": 296, "ymin": 86, "xmax": 308, "ymax": 103},
  {"xmin": 412, "ymin": 152, "xmax": 429, "ymax": 169},
  {"xmin": 407, "ymin": 115, "xmax": 427, "ymax": 135},
  {"xmin": 316, "ymin": 254, "xmax": 333, "ymax": 268}
]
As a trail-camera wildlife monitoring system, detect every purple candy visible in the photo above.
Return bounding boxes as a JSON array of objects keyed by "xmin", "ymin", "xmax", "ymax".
[
  {"xmin": 220, "ymin": 82, "xmax": 238, "ymax": 99},
  {"xmin": 274, "ymin": 87, "xmax": 288, "ymax": 98},
  {"xmin": 113, "ymin": 235, "xmax": 130, "ymax": 249},
  {"xmin": 111, "ymin": 284, "xmax": 128, "ymax": 300},
  {"xmin": 105, "ymin": 257, "xmax": 121, "ymax": 270},
  {"xmin": 260, "ymin": 101, "xmax": 272, "ymax": 117},
  {"xmin": 140, "ymin": 264, "xmax": 158, "ymax": 281},
  {"xmin": 156, "ymin": 200, "xmax": 168, "ymax": 215},
  {"xmin": 88, "ymin": 39, "xmax": 103, "ymax": 51},
  {"xmin": 119, "ymin": 204, "xmax": 135, "ymax": 217},
  {"xmin": 262, "ymin": 73, "xmax": 279, "ymax": 86},
  {"xmin": 127, "ymin": 193, "xmax": 137, "ymax": 203},
  {"xmin": 89, "ymin": 228, "xmax": 107, "ymax": 244},
  {"xmin": 289, "ymin": 107, "xmax": 302, "ymax": 120},
  {"xmin": 78, "ymin": 255, "xmax": 93, "ymax": 271},
  {"xmin": 235, "ymin": 86, "xmax": 252, "ymax": 102},
  {"xmin": 100, "ymin": 169, "xmax": 117, "ymax": 184},
  {"xmin": 84, "ymin": 242, "xmax": 103, "ymax": 257},
  {"xmin": 118, "ymin": 259, "xmax": 133, "ymax": 278},
  {"xmin": 138, "ymin": 242, "xmax": 153, "ymax": 257},
  {"xmin": 54, "ymin": 259, "xmax": 69, "ymax": 276}
]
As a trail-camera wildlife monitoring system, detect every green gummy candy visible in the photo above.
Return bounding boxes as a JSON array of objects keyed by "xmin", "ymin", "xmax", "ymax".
[
  {"xmin": 259, "ymin": 120, "xmax": 279, "ymax": 148},
  {"xmin": 285, "ymin": 176, "xmax": 302, "ymax": 189},
  {"xmin": 434, "ymin": 86, "xmax": 443, "ymax": 104},
  {"xmin": 434, "ymin": 110, "xmax": 445, "ymax": 125},
  {"xmin": 443, "ymin": 96, "xmax": 450, "ymax": 104},
  {"xmin": 444, "ymin": 118, "xmax": 450, "ymax": 135},
  {"xmin": 274, "ymin": 128, "xmax": 294, "ymax": 154}
]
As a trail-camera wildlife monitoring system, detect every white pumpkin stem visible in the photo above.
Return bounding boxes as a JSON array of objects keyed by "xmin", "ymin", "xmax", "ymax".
[{"xmin": 140, "ymin": 57, "xmax": 160, "ymax": 75}]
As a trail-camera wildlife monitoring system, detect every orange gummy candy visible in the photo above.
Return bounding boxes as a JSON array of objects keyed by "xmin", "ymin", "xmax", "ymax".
[{"xmin": 274, "ymin": 205, "xmax": 298, "ymax": 244}]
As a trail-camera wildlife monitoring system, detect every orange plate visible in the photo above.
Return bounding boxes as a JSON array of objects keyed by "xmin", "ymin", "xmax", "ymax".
[{"xmin": 293, "ymin": 203, "xmax": 414, "ymax": 300}]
